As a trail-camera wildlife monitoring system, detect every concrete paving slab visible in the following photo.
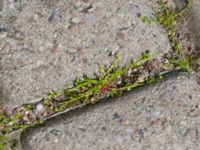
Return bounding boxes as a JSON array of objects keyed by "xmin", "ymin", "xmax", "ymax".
[
  {"xmin": 0, "ymin": 0, "xmax": 171, "ymax": 109},
  {"xmin": 188, "ymin": 0, "xmax": 200, "ymax": 48},
  {"xmin": 21, "ymin": 73, "xmax": 200, "ymax": 150}
]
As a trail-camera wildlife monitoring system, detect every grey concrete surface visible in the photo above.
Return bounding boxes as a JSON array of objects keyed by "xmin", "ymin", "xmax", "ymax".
[
  {"xmin": 0, "ymin": 0, "xmax": 171, "ymax": 109},
  {"xmin": 21, "ymin": 73, "xmax": 200, "ymax": 150},
  {"xmin": 188, "ymin": 0, "xmax": 200, "ymax": 48},
  {"xmin": 1, "ymin": 1, "xmax": 200, "ymax": 150},
  {"xmin": 169, "ymin": 0, "xmax": 188, "ymax": 11}
]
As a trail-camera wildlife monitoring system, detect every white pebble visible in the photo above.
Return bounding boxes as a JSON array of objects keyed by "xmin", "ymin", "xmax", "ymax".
[{"xmin": 36, "ymin": 103, "xmax": 44, "ymax": 112}]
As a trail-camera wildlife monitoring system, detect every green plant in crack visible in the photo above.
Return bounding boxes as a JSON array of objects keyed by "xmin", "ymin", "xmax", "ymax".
[
  {"xmin": 140, "ymin": 0, "xmax": 192, "ymax": 55},
  {"xmin": 140, "ymin": 0, "xmax": 192, "ymax": 72},
  {"xmin": 0, "ymin": 134, "xmax": 7, "ymax": 150},
  {"xmin": 0, "ymin": 134, "xmax": 17, "ymax": 150},
  {"xmin": 0, "ymin": 51, "xmax": 155, "ymax": 136},
  {"xmin": 53, "ymin": 51, "xmax": 152, "ymax": 111},
  {"xmin": 0, "ymin": 1, "xmax": 194, "ymax": 149},
  {"xmin": 170, "ymin": 57, "xmax": 191, "ymax": 72}
]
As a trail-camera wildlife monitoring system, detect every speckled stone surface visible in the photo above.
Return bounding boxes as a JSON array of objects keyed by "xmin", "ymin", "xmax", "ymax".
[
  {"xmin": 21, "ymin": 73, "xmax": 200, "ymax": 150},
  {"xmin": 0, "ymin": 0, "xmax": 171, "ymax": 109},
  {"xmin": 2, "ymin": 1, "xmax": 200, "ymax": 150},
  {"xmin": 188, "ymin": 0, "xmax": 200, "ymax": 48}
]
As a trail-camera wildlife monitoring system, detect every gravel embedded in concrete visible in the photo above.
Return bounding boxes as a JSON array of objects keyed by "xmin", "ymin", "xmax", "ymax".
[
  {"xmin": 2, "ymin": 1, "xmax": 200, "ymax": 150},
  {"xmin": 188, "ymin": 0, "xmax": 200, "ymax": 48},
  {"xmin": 21, "ymin": 73, "xmax": 200, "ymax": 150},
  {"xmin": 0, "ymin": 0, "xmax": 171, "ymax": 109}
]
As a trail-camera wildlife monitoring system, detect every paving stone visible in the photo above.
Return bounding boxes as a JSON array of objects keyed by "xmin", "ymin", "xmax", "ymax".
[
  {"xmin": 0, "ymin": 0, "xmax": 171, "ymax": 109},
  {"xmin": 188, "ymin": 0, "xmax": 200, "ymax": 48},
  {"xmin": 2, "ymin": 1, "xmax": 200, "ymax": 150},
  {"xmin": 20, "ymin": 73, "xmax": 200, "ymax": 150}
]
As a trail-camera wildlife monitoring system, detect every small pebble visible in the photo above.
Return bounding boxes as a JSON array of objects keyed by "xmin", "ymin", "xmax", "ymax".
[
  {"xmin": 120, "ymin": 119, "xmax": 130, "ymax": 125},
  {"xmin": 54, "ymin": 139, "xmax": 58, "ymax": 143},
  {"xmin": 113, "ymin": 113, "xmax": 121, "ymax": 120},
  {"xmin": 36, "ymin": 103, "xmax": 44, "ymax": 112},
  {"xmin": 8, "ymin": 121, "xmax": 14, "ymax": 126}
]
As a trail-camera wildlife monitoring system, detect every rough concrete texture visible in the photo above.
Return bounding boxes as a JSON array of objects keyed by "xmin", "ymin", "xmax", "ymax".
[
  {"xmin": 20, "ymin": 73, "xmax": 200, "ymax": 150},
  {"xmin": 189, "ymin": 0, "xmax": 200, "ymax": 86},
  {"xmin": 0, "ymin": 0, "xmax": 171, "ymax": 109},
  {"xmin": 169, "ymin": 0, "xmax": 188, "ymax": 10},
  {"xmin": 188, "ymin": 0, "xmax": 200, "ymax": 48},
  {"xmin": 1, "ymin": 0, "xmax": 200, "ymax": 150}
]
